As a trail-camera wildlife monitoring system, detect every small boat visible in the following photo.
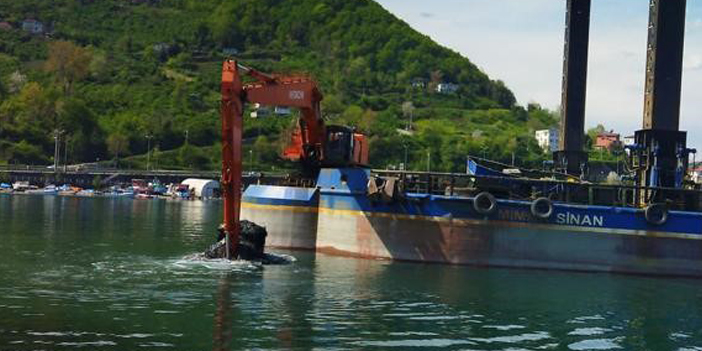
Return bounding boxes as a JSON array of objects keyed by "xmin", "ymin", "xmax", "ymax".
[
  {"xmin": 43, "ymin": 185, "xmax": 58, "ymax": 195},
  {"xmin": 75, "ymin": 189, "xmax": 96, "ymax": 197}
]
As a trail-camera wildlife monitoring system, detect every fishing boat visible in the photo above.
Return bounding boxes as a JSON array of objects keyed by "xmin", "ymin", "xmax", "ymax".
[{"xmin": 42, "ymin": 185, "xmax": 58, "ymax": 195}]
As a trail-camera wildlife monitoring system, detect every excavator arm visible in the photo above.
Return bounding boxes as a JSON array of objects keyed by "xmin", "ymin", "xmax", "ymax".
[
  {"xmin": 245, "ymin": 76, "xmax": 326, "ymax": 164},
  {"xmin": 219, "ymin": 60, "xmax": 368, "ymax": 258},
  {"xmin": 220, "ymin": 60, "xmax": 244, "ymax": 259},
  {"xmin": 219, "ymin": 60, "xmax": 327, "ymax": 258}
]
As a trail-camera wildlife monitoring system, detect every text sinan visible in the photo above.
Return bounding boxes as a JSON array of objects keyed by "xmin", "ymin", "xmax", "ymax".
[{"xmin": 556, "ymin": 212, "xmax": 604, "ymax": 227}]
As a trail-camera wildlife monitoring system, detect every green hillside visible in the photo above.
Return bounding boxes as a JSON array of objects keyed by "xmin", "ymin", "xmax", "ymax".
[{"xmin": 0, "ymin": 0, "xmax": 558, "ymax": 172}]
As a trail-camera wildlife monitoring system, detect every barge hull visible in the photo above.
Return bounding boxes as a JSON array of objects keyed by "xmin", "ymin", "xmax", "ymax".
[{"xmin": 242, "ymin": 169, "xmax": 702, "ymax": 277}]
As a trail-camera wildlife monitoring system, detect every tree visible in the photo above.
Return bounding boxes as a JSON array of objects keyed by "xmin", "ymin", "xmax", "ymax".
[
  {"xmin": 7, "ymin": 70, "xmax": 26, "ymax": 93},
  {"xmin": 9, "ymin": 140, "xmax": 47, "ymax": 164},
  {"xmin": 45, "ymin": 41, "xmax": 93, "ymax": 95},
  {"xmin": 107, "ymin": 133, "xmax": 129, "ymax": 162},
  {"xmin": 0, "ymin": 79, "xmax": 6, "ymax": 102}
]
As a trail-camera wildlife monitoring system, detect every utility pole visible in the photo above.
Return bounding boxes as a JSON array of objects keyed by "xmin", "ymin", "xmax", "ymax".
[
  {"xmin": 184, "ymin": 129, "xmax": 189, "ymax": 145},
  {"xmin": 53, "ymin": 129, "xmax": 59, "ymax": 171},
  {"xmin": 403, "ymin": 144, "xmax": 408, "ymax": 171},
  {"xmin": 402, "ymin": 101, "xmax": 415, "ymax": 131},
  {"xmin": 145, "ymin": 134, "xmax": 153, "ymax": 171},
  {"xmin": 53, "ymin": 129, "xmax": 64, "ymax": 172},
  {"xmin": 426, "ymin": 151, "xmax": 431, "ymax": 172},
  {"xmin": 409, "ymin": 109, "xmax": 413, "ymax": 131},
  {"xmin": 63, "ymin": 136, "xmax": 69, "ymax": 173}
]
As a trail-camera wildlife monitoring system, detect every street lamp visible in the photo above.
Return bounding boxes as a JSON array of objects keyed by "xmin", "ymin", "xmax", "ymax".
[
  {"xmin": 53, "ymin": 129, "xmax": 64, "ymax": 171},
  {"xmin": 63, "ymin": 136, "xmax": 69, "ymax": 172},
  {"xmin": 403, "ymin": 144, "xmax": 409, "ymax": 171},
  {"xmin": 145, "ymin": 134, "xmax": 153, "ymax": 171},
  {"xmin": 426, "ymin": 150, "xmax": 431, "ymax": 172}
]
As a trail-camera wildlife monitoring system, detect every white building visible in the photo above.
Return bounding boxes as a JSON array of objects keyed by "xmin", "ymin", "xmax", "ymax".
[
  {"xmin": 436, "ymin": 83, "xmax": 459, "ymax": 94},
  {"xmin": 274, "ymin": 106, "xmax": 291, "ymax": 115},
  {"xmin": 689, "ymin": 166, "xmax": 702, "ymax": 184},
  {"xmin": 623, "ymin": 135, "xmax": 635, "ymax": 146},
  {"xmin": 21, "ymin": 19, "xmax": 43, "ymax": 34},
  {"xmin": 250, "ymin": 103, "xmax": 271, "ymax": 118},
  {"xmin": 535, "ymin": 128, "xmax": 559, "ymax": 153},
  {"xmin": 181, "ymin": 178, "xmax": 220, "ymax": 199}
]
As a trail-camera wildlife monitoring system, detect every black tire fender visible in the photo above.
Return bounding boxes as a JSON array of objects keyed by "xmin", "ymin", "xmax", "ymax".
[
  {"xmin": 531, "ymin": 197, "xmax": 554, "ymax": 219},
  {"xmin": 644, "ymin": 203, "xmax": 668, "ymax": 226},
  {"xmin": 474, "ymin": 192, "xmax": 497, "ymax": 215}
]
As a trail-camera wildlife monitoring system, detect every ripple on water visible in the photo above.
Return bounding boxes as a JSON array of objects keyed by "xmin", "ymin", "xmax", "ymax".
[
  {"xmin": 470, "ymin": 331, "xmax": 552, "ymax": 344},
  {"xmin": 483, "ymin": 324, "xmax": 527, "ymax": 331},
  {"xmin": 671, "ymin": 332, "xmax": 692, "ymax": 340},
  {"xmin": 568, "ymin": 314, "xmax": 606, "ymax": 324},
  {"xmin": 352, "ymin": 338, "xmax": 477, "ymax": 347},
  {"xmin": 568, "ymin": 327, "xmax": 612, "ymax": 336},
  {"xmin": 568, "ymin": 338, "xmax": 623, "ymax": 350},
  {"xmin": 139, "ymin": 341, "xmax": 175, "ymax": 347},
  {"xmin": 55, "ymin": 341, "xmax": 118, "ymax": 347},
  {"xmin": 387, "ymin": 331, "xmax": 439, "ymax": 337}
]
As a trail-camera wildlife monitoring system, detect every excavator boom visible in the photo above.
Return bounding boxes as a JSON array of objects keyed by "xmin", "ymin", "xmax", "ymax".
[{"xmin": 219, "ymin": 60, "xmax": 368, "ymax": 258}]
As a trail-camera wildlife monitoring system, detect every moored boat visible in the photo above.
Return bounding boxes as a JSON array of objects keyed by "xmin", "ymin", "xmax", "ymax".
[{"xmin": 241, "ymin": 167, "xmax": 702, "ymax": 277}]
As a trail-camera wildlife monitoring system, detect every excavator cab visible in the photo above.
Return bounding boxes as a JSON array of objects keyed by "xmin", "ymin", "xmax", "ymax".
[{"xmin": 323, "ymin": 125, "xmax": 368, "ymax": 167}]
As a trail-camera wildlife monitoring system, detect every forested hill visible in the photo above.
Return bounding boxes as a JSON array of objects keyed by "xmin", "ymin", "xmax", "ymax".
[{"xmin": 0, "ymin": 0, "xmax": 557, "ymax": 171}]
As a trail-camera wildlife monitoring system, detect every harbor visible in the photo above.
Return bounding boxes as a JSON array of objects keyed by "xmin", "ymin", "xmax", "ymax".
[{"xmin": 3, "ymin": 0, "xmax": 702, "ymax": 348}]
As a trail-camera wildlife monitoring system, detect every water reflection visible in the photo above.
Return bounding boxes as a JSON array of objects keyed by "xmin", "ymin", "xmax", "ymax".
[{"xmin": 212, "ymin": 273, "xmax": 233, "ymax": 351}]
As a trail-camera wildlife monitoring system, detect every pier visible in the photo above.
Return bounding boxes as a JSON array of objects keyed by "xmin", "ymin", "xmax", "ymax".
[{"xmin": 0, "ymin": 165, "xmax": 280, "ymax": 187}]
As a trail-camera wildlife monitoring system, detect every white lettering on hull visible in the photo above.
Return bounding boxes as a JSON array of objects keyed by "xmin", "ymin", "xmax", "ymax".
[
  {"xmin": 556, "ymin": 212, "xmax": 604, "ymax": 227},
  {"xmin": 496, "ymin": 209, "xmax": 605, "ymax": 227}
]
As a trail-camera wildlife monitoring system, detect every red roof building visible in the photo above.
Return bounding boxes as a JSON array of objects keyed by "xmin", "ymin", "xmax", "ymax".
[{"xmin": 595, "ymin": 131, "xmax": 620, "ymax": 150}]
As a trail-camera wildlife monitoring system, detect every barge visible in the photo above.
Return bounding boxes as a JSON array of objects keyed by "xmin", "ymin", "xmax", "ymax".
[
  {"xmin": 217, "ymin": 1, "xmax": 702, "ymax": 276},
  {"xmin": 241, "ymin": 166, "xmax": 702, "ymax": 276}
]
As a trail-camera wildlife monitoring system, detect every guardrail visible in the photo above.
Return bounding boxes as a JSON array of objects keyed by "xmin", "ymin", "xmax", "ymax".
[
  {"xmin": 373, "ymin": 169, "xmax": 702, "ymax": 211},
  {"xmin": 0, "ymin": 165, "xmax": 290, "ymax": 186}
]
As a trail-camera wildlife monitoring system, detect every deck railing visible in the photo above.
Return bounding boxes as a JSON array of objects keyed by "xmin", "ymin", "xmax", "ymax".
[{"xmin": 373, "ymin": 169, "xmax": 702, "ymax": 212}]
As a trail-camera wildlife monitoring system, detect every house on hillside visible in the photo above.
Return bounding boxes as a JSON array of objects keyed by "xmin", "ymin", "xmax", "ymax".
[
  {"xmin": 535, "ymin": 128, "xmax": 560, "ymax": 153},
  {"xmin": 595, "ymin": 131, "xmax": 621, "ymax": 150},
  {"xmin": 411, "ymin": 78, "xmax": 427, "ymax": 89},
  {"xmin": 153, "ymin": 42, "xmax": 170, "ymax": 53},
  {"xmin": 222, "ymin": 47, "xmax": 239, "ymax": 56},
  {"xmin": 436, "ymin": 83, "xmax": 459, "ymax": 94},
  {"xmin": 0, "ymin": 22, "xmax": 12, "ymax": 31},
  {"xmin": 274, "ymin": 106, "xmax": 291, "ymax": 115},
  {"xmin": 250, "ymin": 103, "xmax": 271, "ymax": 118},
  {"xmin": 21, "ymin": 19, "xmax": 43, "ymax": 34}
]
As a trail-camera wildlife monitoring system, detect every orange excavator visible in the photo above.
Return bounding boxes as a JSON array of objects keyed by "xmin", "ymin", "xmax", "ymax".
[{"xmin": 219, "ymin": 60, "xmax": 368, "ymax": 259}]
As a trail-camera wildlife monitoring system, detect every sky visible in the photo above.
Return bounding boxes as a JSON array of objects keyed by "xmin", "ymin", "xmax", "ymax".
[{"xmin": 374, "ymin": 0, "xmax": 702, "ymax": 152}]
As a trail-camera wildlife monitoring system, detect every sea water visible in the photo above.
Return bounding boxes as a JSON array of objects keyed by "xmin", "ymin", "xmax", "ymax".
[{"xmin": 1, "ymin": 194, "xmax": 701, "ymax": 350}]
